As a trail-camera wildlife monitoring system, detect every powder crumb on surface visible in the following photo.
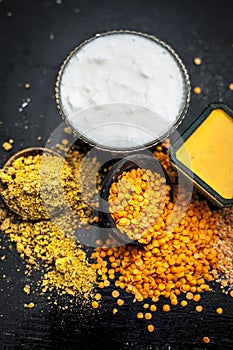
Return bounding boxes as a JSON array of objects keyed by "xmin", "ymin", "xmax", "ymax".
[
  {"xmin": 24, "ymin": 302, "xmax": 35, "ymax": 309},
  {"xmin": 2, "ymin": 142, "xmax": 13, "ymax": 151},
  {"xmin": 0, "ymin": 145, "xmax": 101, "ymax": 304},
  {"xmin": 6, "ymin": 11, "xmax": 13, "ymax": 17},
  {"xmin": 23, "ymin": 284, "xmax": 31, "ymax": 295},
  {"xmin": 24, "ymin": 83, "xmax": 30, "ymax": 89},
  {"xmin": 229, "ymin": 83, "xmax": 233, "ymax": 90}
]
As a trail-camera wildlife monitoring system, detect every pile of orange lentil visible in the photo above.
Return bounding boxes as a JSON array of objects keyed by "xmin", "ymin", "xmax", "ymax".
[
  {"xmin": 91, "ymin": 139, "xmax": 231, "ymax": 330},
  {"xmin": 108, "ymin": 167, "xmax": 168, "ymax": 240}
]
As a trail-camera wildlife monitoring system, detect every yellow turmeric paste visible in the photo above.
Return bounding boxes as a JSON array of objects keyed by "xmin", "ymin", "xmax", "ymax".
[{"xmin": 176, "ymin": 109, "xmax": 233, "ymax": 199}]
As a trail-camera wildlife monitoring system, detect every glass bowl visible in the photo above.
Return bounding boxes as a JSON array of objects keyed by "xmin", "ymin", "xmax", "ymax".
[{"xmin": 55, "ymin": 30, "xmax": 191, "ymax": 152}]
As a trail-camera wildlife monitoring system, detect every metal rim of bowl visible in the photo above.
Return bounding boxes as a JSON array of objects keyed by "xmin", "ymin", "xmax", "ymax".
[
  {"xmin": 55, "ymin": 30, "xmax": 191, "ymax": 153},
  {"xmin": 2, "ymin": 147, "xmax": 61, "ymax": 170}
]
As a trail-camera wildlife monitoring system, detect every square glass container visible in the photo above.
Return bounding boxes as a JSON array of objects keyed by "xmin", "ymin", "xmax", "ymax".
[{"xmin": 170, "ymin": 103, "xmax": 233, "ymax": 207}]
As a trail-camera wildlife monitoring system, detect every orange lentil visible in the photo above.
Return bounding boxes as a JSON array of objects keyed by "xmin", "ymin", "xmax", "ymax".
[
  {"xmin": 117, "ymin": 299, "xmax": 124, "ymax": 306},
  {"xmin": 196, "ymin": 305, "xmax": 203, "ymax": 312},
  {"xmin": 150, "ymin": 304, "xmax": 157, "ymax": 312},
  {"xmin": 137, "ymin": 312, "xmax": 144, "ymax": 319},
  {"xmin": 145, "ymin": 312, "xmax": 152, "ymax": 320},
  {"xmin": 194, "ymin": 86, "xmax": 201, "ymax": 94},
  {"xmin": 181, "ymin": 300, "xmax": 188, "ymax": 307},
  {"xmin": 186, "ymin": 292, "xmax": 193, "ymax": 300},
  {"xmin": 92, "ymin": 301, "xmax": 99, "ymax": 309},
  {"xmin": 112, "ymin": 290, "xmax": 120, "ymax": 298},
  {"xmin": 103, "ymin": 280, "xmax": 110, "ymax": 287},
  {"xmin": 143, "ymin": 303, "xmax": 150, "ymax": 309},
  {"xmin": 229, "ymin": 83, "xmax": 233, "ymax": 91},
  {"xmin": 193, "ymin": 294, "xmax": 201, "ymax": 302},
  {"xmin": 147, "ymin": 324, "xmax": 155, "ymax": 332},
  {"xmin": 91, "ymin": 140, "xmax": 219, "ymax": 315},
  {"xmin": 95, "ymin": 293, "xmax": 102, "ymax": 301},
  {"xmin": 194, "ymin": 57, "xmax": 202, "ymax": 66},
  {"xmin": 216, "ymin": 307, "xmax": 223, "ymax": 315},
  {"xmin": 112, "ymin": 308, "xmax": 118, "ymax": 314},
  {"xmin": 203, "ymin": 336, "xmax": 210, "ymax": 344},
  {"xmin": 163, "ymin": 304, "xmax": 170, "ymax": 312},
  {"xmin": 230, "ymin": 290, "xmax": 233, "ymax": 298},
  {"xmin": 98, "ymin": 282, "xmax": 105, "ymax": 289}
]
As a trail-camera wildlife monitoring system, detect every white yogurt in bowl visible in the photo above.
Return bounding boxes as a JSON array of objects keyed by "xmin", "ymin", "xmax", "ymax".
[{"xmin": 56, "ymin": 30, "xmax": 190, "ymax": 151}]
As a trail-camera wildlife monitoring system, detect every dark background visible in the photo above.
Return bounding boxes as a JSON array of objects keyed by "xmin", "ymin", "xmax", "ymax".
[{"xmin": 0, "ymin": 0, "xmax": 233, "ymax": 349}]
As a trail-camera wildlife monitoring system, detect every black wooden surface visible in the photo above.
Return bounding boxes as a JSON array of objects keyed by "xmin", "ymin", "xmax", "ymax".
[{"xmin": 0, "ymin": 0, "xmax": 233, "ymax": 349}]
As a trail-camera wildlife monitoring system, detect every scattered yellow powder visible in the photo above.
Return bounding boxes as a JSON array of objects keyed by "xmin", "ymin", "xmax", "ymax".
[
  {"xmin": 24, "ymin": 302, "xmax": 35, "ymax": 309},
  {"xmin": 23, "ymin": 284, "xmax": 31, "ymax": 295},
  {"xmin": 2, "ymin": 142, "xmax": 13, "ymax": 151}
]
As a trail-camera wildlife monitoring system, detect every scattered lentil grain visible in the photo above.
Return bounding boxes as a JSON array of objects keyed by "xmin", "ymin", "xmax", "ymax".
[
  {"xmin": 112, "ymin": 290, "xmax": 120, "ymax": 298},
  {"xmin": 145, "ymin": 312, "xmax": 152, "ymax": 320},
  {"xmin": 193, "ymin": 57, "xmax": 202, "ymax": 66},
  {"xmin": 2, "ymin": 142, "xmax": 12, "ymax": 151},
  {"xmin": 181, "ymin": 300, "xmax": 188, "ymax": 307},
  {"xmin": 92, "ymin": 301, "xmax": 99, "ymax": 309},
  {"xmin": 196, "ymin": 305, "xmax": 203, "ymax": 312},
  {"xmin": 216, "ymin": 307, "xmax": 223, "ymax": 315},
  {"xmin": 147, "ymin": 324, "xmax": 154, "ymax": 332},
  {"xmin": 203, "ymin": 336, "xmax": 210, "ymax": 344},
  {"xmin": 194, "ymin": 86, "xmax": 202, "ymax": 94},
  {"xmin": 117, "ymin": 299, "xmax": 124, "ymax": 306},
  {"xmin": 163, "ymin": 304, "xmax": 170, "ymax": 312},
  {"xmin": 24, "ymin": 302, "xmax": 35, "ymax": 309}
]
